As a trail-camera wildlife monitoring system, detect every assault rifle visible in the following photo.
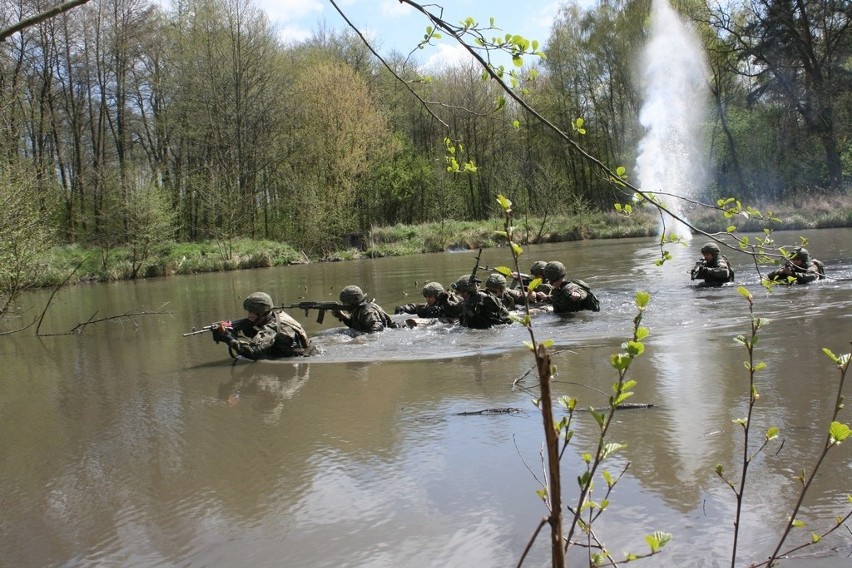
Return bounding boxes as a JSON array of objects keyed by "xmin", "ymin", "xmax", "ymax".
[
  {"xmin": 183, "ymin": 320, "xmax": 232, "ymax": 337},
  {"xmin": 281, "ymin": 301, "xmax": 348, "ymax": 324}
]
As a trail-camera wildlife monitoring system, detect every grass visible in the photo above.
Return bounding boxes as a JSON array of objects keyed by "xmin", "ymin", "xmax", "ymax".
[{"xmin": 19, "ymin": 193, "xmax": 852, "ymax": 289}]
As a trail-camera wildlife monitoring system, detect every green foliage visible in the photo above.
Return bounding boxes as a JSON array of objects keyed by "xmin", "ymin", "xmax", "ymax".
[{"xmin": 0, "ymin": 161, "xmax": 56, "ymax": 314}]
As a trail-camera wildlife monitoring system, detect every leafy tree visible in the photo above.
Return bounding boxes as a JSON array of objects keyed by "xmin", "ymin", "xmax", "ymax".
[
  {"xmin": 706, "ymin": 0, "xmax": 851, "ymax": 192},
  {"xmin": 0, "ymin": 160, "xmax": 56, "ymax": 314},
  {"xmin": 122, "ymin": 182, "xmax": 176, "ymax": 278}
]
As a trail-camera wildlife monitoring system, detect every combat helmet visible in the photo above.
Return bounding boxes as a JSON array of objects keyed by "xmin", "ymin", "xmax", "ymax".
[
  {"xmin": 701, "ymin": 242, "xmax": 720, "ymax": 255},
  {"xmin": 421, "ymin": 282, "xmax": 445, "ymax": 298},
  {"xmin": 485, "ymin": 273, "xmax": 507, "ymax": 291},
  {"xmin": 452, "ymin": 275, "xmax": 478, "ymax": 293},
  {"xmin": 543, "ymin": 261, "xmax": 567, "ymax": 282},
  {"xmin": 340, "ymin": 285, "xmax": 367, "ymax": 306},
  {"xmin": 529, "ymin": 261, "xmax": 548, "ymax": 277},
  {"xmin": 791, "ymin": 246, "xmax": 810, "ymax": 263},
  {"xmin": 244, "ymin": 292, "xmax": 274, "ymax": 314}
]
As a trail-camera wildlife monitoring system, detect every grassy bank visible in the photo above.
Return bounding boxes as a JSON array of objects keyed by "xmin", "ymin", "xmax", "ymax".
[{"xmin": 28, "ymin": 194, "xmax": 852, "ymax": 289}]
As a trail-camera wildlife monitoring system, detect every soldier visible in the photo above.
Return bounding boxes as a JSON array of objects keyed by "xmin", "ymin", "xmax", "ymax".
[
  {"xmin": 544, "ymin": 261, "xmax": 600, "ymax": 313},
  {"xmin": 394, "ymin": 281, "xmax": 462, "ymax": 319},
  {"xmin": 332, "ymin": 285, "xmax": 397, "ymax": 332},
  {"xmin": 210, "ymin": 292, "xmax": 311, "ymax": 359},
  {"xmin": 511, "ymin": 260, "xmax": 553, "ymax": 297},
  {"xmin": 767, "ymin": 246, "xmax": 824, "ymax": 284},
  {"xmin": 484, "ymin": 273, "xmax": 525, "ymax": 310},
  {"xmin": 690, "ymin": 242, "xmax": 735, "ymax": 286},
  {"xmin": 452, "ymin": 275, "xmax": 511, "ymax": 329}
]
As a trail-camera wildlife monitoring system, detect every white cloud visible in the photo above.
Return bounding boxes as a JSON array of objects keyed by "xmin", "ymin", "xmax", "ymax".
[
  {"xmin": 257, "ymin": 0, "xmax": 323, "ymax": 21},
  {"xmin": 424, "ymin": 42, "xmax": 474, "ymax": 71},
  {"xmin": 379, "ymin": 0, "xmax": 411, "ymax": 18}
]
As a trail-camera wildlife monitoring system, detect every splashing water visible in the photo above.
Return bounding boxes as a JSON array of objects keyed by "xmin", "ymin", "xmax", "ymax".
[{"xmin": 634, "ymin": 0, "xmax": 710, "ymax": 240}]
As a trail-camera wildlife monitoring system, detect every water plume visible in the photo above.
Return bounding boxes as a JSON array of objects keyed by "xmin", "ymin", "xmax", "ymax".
[{"xmin": 635, "ymin": 0, "xmax": 710, "ymax": 240}]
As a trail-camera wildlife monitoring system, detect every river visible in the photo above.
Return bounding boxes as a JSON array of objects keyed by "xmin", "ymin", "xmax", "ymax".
[{"xmin": 1, "ymin": 228, "xmax": 850, "ymax": 567}]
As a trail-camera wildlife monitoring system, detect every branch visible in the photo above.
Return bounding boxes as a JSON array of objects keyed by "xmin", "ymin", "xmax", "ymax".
[
  {"xmin": 36, "ymin": 257, "xmax": 87, "ymax": 336},
  {"xmin": 0, "ymin": 0, "xmax": 91, "ymax": 42},
  {"xmin": 38, "ymin": 305, "xmax": 171, "ymax": 336}
]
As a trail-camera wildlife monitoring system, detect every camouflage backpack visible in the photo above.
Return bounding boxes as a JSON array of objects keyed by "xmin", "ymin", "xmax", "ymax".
[{"xmin": 570, "ymin": 279, "xmax": 601, "ymax": 312}]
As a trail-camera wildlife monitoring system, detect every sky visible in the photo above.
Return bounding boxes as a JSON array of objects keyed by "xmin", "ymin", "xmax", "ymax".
[{"xmin": 254, "ymin": 0, "xmax": 571, "ymax": 68}]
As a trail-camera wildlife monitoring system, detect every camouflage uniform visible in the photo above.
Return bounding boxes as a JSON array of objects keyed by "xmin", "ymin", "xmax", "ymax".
[
  {"xmin": 549, "ymin": 281, "xmax": 599, "ymax": 313},
  {"xmin": 543, "ymin": 261, "xmax": 600, "ymax": 314},
  {"xmin": 395, "ymin": 282, "xmax": 462, "ymax": 319},
  {"xmin": 484, "ymin": 273, "xmax": 524, "ymax": 310},
  {"xmin": 452, "ymin": 275, "xmax": 511, "ymax": 329},
  {"xmin": 337, "ymin": 285, "xmax": 397, "ymax": 332},
  {"xmin": 340, "ymin": 302, "xmax": 397, "ymax": 332},
  {"xmin": 767, "ymin": 247, "xmax": 821, "ymax": 284},
  {"xmin": 691, "ymin": 243, "xmax": 734, "ymax": 286},
  {"xmin": 213, "ymin": 292, "xmax": 311, "ymax": 359}
]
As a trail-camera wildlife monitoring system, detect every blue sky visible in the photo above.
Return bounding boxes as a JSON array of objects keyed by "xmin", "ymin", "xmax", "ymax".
[{"xmin": 257, "ymin": 0, "xmax": 572, "ymax": 67}]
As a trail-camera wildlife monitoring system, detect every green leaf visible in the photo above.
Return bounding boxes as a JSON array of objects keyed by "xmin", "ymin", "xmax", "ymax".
[
  {"xmin": 510, "ymin": 242, "xmax": 522, "ymax": 256},
  {"xmin": 512, "ymin": 55, "xmax": 523, "ymax": 67},
  {"xmin": 614, "ymin": 391, "xmax": 634, "ymax": 405},
  {"xmin": 737, "ymin": 286, "xmax": 752, "ymax": 301},
  {"xmin": 496, "ymin": 194, "xmax": 512, "ymax": 211},
  {"xmin": 590, "ymin": 408, "xmax": 606, "ymax": 429},
  {"xmin": 610, "ymin": 353, "xmax": 630, "ymax": 370},
  {"xmin": 635, "ymin": 291, "xmax": 650, "ymax": 308},
  {"xmin": 602, "ymin": 470, "xmax": 613, "ymax": 487},
  {"xmin": 791, "ymin": 519, "xmax": 805, "ymax": 528},
  {"xmin": 635, "ymin": 327, "xmax": 650, "ymax": 340},
  {"xmin": 625, "ymin": 341, "xmax": 645, "ymax": 356},
  {"xmin": 726, "ymin": 225, "xmax": 737, "ymax": 233},
  {"xmin": 811, "ymin": 532, "xmax": 821, "ymax": 543},
  {"xmin": 822, "ymin": 348, "xmax": 839, "ymax": 363},
  {"xmin": 512, "ymin": 119, "xmax": 520, "ymax": 129},
  {"xmin": 829, "ymin": 421, "xmax": 850, "ymax": 444},
  {"xmin": 536, "ymin": 487, "xmax": 547, "ymax": 500},
  {"xmin": 766, "ymin": 426, "xmax": 779, "ymax": 440},
  {"xmin": 601, "ymin": 442, "xmax": 626, "ymax": 459}
]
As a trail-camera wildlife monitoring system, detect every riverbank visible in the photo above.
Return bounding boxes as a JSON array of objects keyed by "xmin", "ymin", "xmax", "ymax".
[{"xmin": 29, "ymin": 193, "xmax": 852, "ymax": 288}]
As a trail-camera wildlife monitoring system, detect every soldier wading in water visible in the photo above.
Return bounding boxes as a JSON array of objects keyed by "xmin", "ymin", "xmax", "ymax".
[{"xmin": 211, "ymin": 292, "xmax": 311, "ymax": 359}]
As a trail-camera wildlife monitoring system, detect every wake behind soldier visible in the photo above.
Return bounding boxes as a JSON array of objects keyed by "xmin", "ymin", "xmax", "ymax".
[
  {"xmin": 690, "ymin": 242, "xmax": 734, "ymax": 286},
  {"xmin": 394, "ymin": 281, "xmax": 462, "ymax": 319},
  {"xmin": 211, "ymin": 292, "xmax": 311, "ymax": 359},
  {"xmin": 452, "ymin": 275, "xmax": 511, "ymax": 329},
  {"xmin": 767, "ymin": 246, "xmax": 825, "ymax": 284},
  {"xmin": 544, "ymin": 261, "xmax": 600, "ymax": 313},
  {"xmin": 332, "ymin": 285, "xmax": 397, "ymax": 333}
]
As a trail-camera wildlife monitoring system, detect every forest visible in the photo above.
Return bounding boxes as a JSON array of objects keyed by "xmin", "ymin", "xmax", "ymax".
[{"xmin": 0, "ymin": 0, "xmax": 850, "ymax": 277}]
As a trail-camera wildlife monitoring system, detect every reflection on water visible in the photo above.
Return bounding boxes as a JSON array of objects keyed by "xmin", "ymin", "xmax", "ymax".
[{"xmin": 0, "ymin": 229, "xmax": 850, "ymax": 567}]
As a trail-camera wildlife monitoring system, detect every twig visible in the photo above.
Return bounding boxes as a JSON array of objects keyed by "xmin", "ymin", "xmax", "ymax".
[{"xmin": 36, "ymin": 257, "xmax": 87, "ymax": 336}]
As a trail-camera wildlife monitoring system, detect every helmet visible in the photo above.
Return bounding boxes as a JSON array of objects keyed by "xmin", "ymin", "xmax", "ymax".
[
  {"xmin": 421, "ymin": 282, "xmax": 445, "ymax": 297},
  {"xmin": 452, "ymin": 275, "xmax": 477, "ymax": 293},
  {"xmin": 791, "ymin": 247, "xmax": 810, "ymax": 262},
  {"xmin": 701, "ymin": 242, "xmax": 720, "ymax": 255},
  {"xmin": 543, "ymin": 261, "xmax": 567, "ymax": 282},
  {"xmin": 529, "ymin": 261, "xmax": 548, "ymax": 277},
  {"xmin": 339, "ymin": 285, "xmax": 367, "ymax": 305},
  {"xmin": 485, "ymin": 273, "xmax": 507, "ymax": 291},
  {"xmin": 243, "ymin": 292, "xmax": 274, "ymax": 314}
]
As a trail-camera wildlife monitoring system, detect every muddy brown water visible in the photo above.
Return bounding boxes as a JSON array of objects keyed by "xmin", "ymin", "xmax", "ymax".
[{"xmin": 1, "ymin": 228, "xmax": 850, "ymax": 567}]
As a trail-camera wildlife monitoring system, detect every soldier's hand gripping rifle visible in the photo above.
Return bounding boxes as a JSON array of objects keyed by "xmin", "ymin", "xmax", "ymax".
[
  {"xmin": 690, "ymin": 261, "xmax": 704, "ymax": 281},
  {"xmin": 183, "ymin": 320, "xmax": 233, "ymax": 337},
  {"xmin": 280, "ymin": 301, "xmax": 348, "ymax": 324}
]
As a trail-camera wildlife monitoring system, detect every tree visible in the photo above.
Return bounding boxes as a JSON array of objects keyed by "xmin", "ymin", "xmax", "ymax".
[{"xmin": 707, "ymin": 0, "xmax": 851, "ymax": 192}]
